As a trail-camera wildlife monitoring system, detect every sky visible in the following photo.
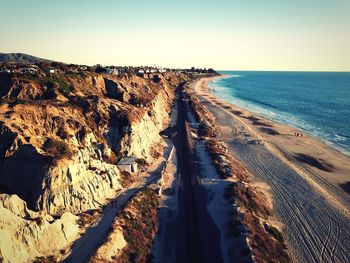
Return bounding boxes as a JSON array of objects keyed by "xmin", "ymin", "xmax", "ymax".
[{"xmin": 1, "ymin": 0, "xmax": 350, "ymax": 71}]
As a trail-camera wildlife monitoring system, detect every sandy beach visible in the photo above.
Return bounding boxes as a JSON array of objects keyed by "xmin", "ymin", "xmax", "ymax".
[
  {"xmin": 189, "ymin": 76, "xmax": 350, "ymax": 262},
  {"xmin": 191, "ymin": 76, "xmax": 350, "ymax": 211}
]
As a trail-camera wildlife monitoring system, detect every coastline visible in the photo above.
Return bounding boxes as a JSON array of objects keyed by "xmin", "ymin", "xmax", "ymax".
[
  {"xmin": 189, "ymin": 75, "xmax": 350, "ymax": 262},
  {"xmin": 210, "ymin": 74, "xmax": 350, "ymax": 157},
  {"xmin": 191, "ymin": 76, "xmax": 350, "ymax": 199}
]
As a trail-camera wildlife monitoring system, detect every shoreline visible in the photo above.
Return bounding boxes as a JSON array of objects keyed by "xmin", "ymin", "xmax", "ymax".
[
  {"xmin": 189, "ymin": 75, "xmax": 350, "ymax": 262},
  {"xmin": 189, "ymin": 76, "xmax": 350, "ymax": 214},
  {"xmin": 209, "ymin": 74, "xmax": 350, "ymax": 157}
]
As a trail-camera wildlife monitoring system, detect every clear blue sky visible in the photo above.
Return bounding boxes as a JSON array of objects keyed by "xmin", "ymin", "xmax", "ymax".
[{"xmin": 1, "ymin": 0, "xmax": 350, "ymax": 70}]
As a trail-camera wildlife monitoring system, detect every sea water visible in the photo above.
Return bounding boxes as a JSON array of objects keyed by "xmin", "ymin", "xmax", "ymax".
[{"xmin": 210, "ymin": 71, "xmax": 350, "ymax": 155}]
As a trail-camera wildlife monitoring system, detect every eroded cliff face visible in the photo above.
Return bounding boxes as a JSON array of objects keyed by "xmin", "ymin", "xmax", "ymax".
[
  {"xmin": 0, "ymin": 72, "xmax": 183, "ymax": 212},
  {"xmin": 38, "ymin": 138, "xmax": 123, "ymax": 215},
  {"xmin": 0, "ymin": 194, "xmax": 81, "ymax": 263},
  {"xmin": 0, "ymin": 71, "xmax": 190, "ymax": 261}
]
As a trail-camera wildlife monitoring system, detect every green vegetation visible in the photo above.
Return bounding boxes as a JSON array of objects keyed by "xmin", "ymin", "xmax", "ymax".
[
  {"xmin": 20, "ymin": 73, "xmax": 75, "ymax": 97},
  {"xmin": 58, "ymin": 84, "xmax": 75, "ymax": 97},
  {"xmin": 46, "ymin": 76, "xmax": 74, "ymax": 97}
]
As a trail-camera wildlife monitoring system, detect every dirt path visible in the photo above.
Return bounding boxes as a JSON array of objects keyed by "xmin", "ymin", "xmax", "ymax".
[
  {"xmin": 63, "ymin": 148, "xmax": 171, "ymax": 263},
  {"xmin": 191, "ymin": 78, "xmax": 350, "ymax": 263}
]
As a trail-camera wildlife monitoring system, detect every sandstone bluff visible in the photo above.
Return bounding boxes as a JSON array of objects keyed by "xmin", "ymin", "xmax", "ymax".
[{"xmin": 0, "ymin": 69, "xmax": 194, "ymax": 262}]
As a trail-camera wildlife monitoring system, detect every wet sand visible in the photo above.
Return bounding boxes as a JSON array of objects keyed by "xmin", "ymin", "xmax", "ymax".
[{"xmin": 189, "ymin": 76, "xmax": 350, "ymax": 262}]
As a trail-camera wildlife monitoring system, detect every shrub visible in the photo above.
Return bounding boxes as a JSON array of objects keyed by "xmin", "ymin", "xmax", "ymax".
[
  {"xmin": 43, "ymin": 75, "xmax": 74, "ymax": 98},
  {"xmin": 187, "ymin": 93, "xmax": 218, "ymax": 137},
  {"xmin": 265, "ymin": 224, "xmax": 287, "ymax": 249},
  {"xmin": 105, "ymin": 151, "xmax": 118, "ymax": 164},
  {"xmin": 78, "ymin": 213, "xmax": 95, "ymax": 228},
  {"xmin": 136, "ymin": 158, "xmax": 147, "ymax": 167},
  {"xmin": 43, "ymin": 138, "xmax": 72, "ymax": 159},
  {"xmin": 59, "ymin": 84, "xmax": 75, "ymax": 97},
  {"xmin": 33, "ymin": 256, "xmax": 57, "ymax": 263},
  {"xmin": 119, "ymin": 170, "xmax": 133, "ymax": 188}
]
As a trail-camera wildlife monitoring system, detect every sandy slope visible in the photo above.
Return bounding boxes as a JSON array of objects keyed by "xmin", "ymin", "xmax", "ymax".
[
  {"xmin": 189, "ymin": 77, "xmax": 350, "ymax": 263},
  {"xmin": 196, "ymin": 140, "xmax": 253, "ymax": 263}
]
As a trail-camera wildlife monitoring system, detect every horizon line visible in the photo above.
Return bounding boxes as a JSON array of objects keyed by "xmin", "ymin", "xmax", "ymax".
[
  {"xmin": 1, "ymin": 52, "xmax": 350, "ymax": 73},
  {"xmin": 218, "ymin": 69, "xmax": 350, "ymax": 73}
]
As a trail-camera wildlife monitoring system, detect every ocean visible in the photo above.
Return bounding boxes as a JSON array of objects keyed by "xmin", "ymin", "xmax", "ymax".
[{"xmin": 210, "ymin": 71, "xmax": 350, "ymax": 155}]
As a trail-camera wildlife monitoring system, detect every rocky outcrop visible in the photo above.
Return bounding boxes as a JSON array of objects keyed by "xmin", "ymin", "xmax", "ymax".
[
  {"xmin": 38, "ymin": 139, "xmax": 123, "ymax": 215},
  {"xmin": 0, "ymin": 194, "xmax": 81, "ymax": 263}
]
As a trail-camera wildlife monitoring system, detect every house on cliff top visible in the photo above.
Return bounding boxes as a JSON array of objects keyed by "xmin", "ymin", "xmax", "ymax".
[{"xmin": 106, "ymin": 68, "xmax": 119, "ymax": 75}]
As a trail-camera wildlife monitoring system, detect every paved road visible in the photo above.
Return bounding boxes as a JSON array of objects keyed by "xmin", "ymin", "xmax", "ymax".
[
  {"xmin": 173, "ymin": 85, "xmax": 222, "ymax": 263},
  {"xmin": 198, "ymin": 94, "xmax": 350, "ymax": 263}
]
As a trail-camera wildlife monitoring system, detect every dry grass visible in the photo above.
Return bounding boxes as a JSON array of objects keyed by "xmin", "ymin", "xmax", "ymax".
[
  {"xmin": 115, "ymin": 188, "xmax": 159, "ymax": 263},
  {"xmin": 187, "ymin": 93, "xmax": 219, "ymax": 138},
  {"xmin": 43, "ymin": 138, "xmax": 73, "ymax": 160},
  {"xmin": 33, "ymin": 256, "xmax": 57, "ymax": 263},
  {"xmin": 77, "ymin": 213, "xmax": 95, "ymax": 229},
  {"xmin": 119, "ymin": 170, "xmax": 134, "ymax": 188},
  {"xmin": 206, "ymin": 138, "xmax": 289, "ymax": 262},
  {"xmin": 89, "ymin": 188, "xmax": 159, "ymax": 262},
  {"xmin": 206, "ymin": 139, "xmax": 249, "ymax": 180},
  {"xmin": 244, "ymin": 212, "xmax": 289, "ymax": 263}
]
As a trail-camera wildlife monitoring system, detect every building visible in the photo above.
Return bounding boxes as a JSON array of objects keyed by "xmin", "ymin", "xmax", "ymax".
[
  {"xmin": 117, "ymin": 157, "xmax": 138, "ymax": 174},
  {"xmin": 106, "ymin": 68, "xmax": 119, "ymax": 75},
  {"xmin": 21, "ymin": 67, "xmax": 38, "ymax": 74},
  {"xmin": 46, "ymin": 68, "xmax": 56, "ymax": 74}
]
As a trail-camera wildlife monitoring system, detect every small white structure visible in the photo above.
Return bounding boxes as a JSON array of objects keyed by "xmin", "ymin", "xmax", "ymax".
[
  {"xmin": 106, "ymin": 68, "xmax": 119, "ymax": 75},
  {"xmin": 117, "ymin": 157, "xmax": 138, "ymax": 174}
]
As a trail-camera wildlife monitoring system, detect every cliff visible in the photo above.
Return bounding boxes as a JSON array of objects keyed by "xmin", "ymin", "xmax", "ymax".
[{"xmin": 0, "ymin": 70, "xmax": 191, "ymax": 261}]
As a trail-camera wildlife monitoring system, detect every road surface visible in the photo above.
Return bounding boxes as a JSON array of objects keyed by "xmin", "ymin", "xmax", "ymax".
[{"xmin": 172, "ymin": 84, "xmax": 222, "ymax": 263}]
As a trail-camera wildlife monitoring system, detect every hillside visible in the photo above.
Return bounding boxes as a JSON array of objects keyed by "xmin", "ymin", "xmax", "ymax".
[
  {"xmin": 0, "ymin": 68, "xmax": 199, "ymax": 262},
  {"xmin": 0, "ymin": 52, "xmax": 53, "ymax": 63}
]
